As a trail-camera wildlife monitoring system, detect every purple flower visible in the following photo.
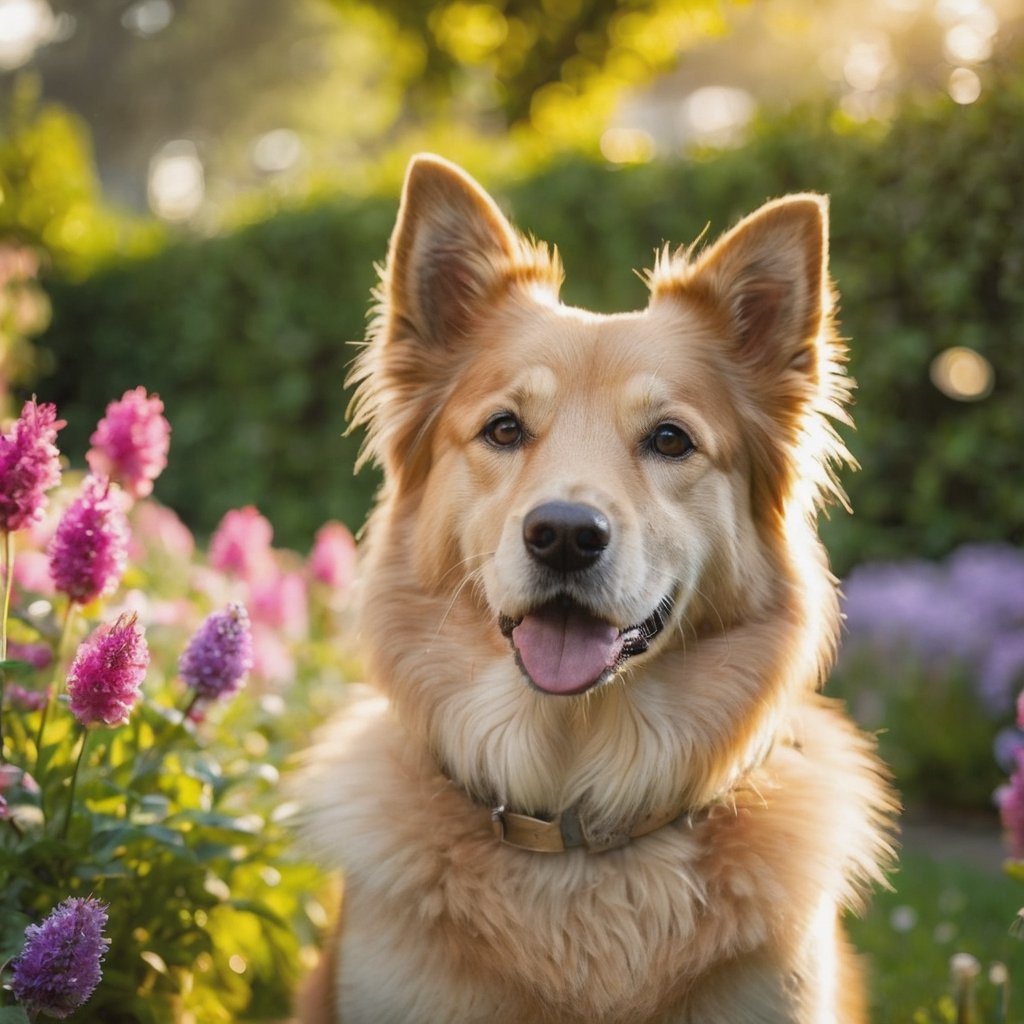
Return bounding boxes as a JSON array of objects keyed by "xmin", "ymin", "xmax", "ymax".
[
  {"xmin": 87, "ymin": 387, "xmax": 171, "ymax": 500},
  {"xmin": 48, "ymin": 474, "xmax": 130, "ymax": 604},
  {"xmin": 0, "ymin": 398, "xmax": 65, "ymax": 533},
  {"xmin": 179, "ymin": 602, "xmax": 253, "ymax": 701},
  {"xmin": 66, "ymin": 614, "xmax": 149, "ymax": 727},
  {"xmin": 11, "ymin": 896, "xmax": 110, "ymax": 1020}
]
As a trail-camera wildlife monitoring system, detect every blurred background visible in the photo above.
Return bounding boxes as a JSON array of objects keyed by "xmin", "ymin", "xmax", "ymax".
[{"xmin": 2, "ymin": 2, "xmax": 1024, "ymax": 1015}]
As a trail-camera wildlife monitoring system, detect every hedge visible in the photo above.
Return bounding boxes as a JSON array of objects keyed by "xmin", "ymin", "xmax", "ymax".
[{"xmin": 34, "ymin": 64, "xmax": 1024, "ymax": 571}]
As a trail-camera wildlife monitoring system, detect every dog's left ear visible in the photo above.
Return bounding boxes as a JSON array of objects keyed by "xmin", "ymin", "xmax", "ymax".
[
  {"xmin": 685, "ymin": 194, "xmax": 829, "ymax": 380},
  {"xmin": 386, "ymin": 154, "xmax": 523, "ymax": 347}
]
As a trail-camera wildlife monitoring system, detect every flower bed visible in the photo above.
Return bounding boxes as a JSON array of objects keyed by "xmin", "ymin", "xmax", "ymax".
[{"xmin": 0, "ymin": 394, "xmax": 354, "ymax": 1022}]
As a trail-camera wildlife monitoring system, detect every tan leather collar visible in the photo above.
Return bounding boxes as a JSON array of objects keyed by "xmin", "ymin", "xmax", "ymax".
[{"xmin": 488, "ymin": 801, "xmax": 687, "ymax": 854}]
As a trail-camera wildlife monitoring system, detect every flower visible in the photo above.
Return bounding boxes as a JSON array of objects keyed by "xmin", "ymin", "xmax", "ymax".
[
  {"xmin": 997, "ymin": 748, "xmax": 1024, "ymax": 858},
  {"xmin": 6, "ymin": 684, "xmax": 51, "ymax": 711},
  {"xmin": 10, "ymin": 896, "xmax": 110, "ymax": 1020},
  {"xmin": 179, "ymin": 602, "xmax": 253, "ymax": 701},
  {"xmin": 66, "ymin": 614, "xmax": 149, "ymax": 727},
  {"xmin": 0, "ymin": 398, "xmax": 64, "ymax": 533},
  {"xmin": 309, "ymin": 520, "xmax": 357, "ymax": 591},
  {"xmin": 7, "ymin": 640, "xmax": 54, "ymax": 671},
  {"xmin": 208, "ymin": 506, "xmax": 275, "ymax": 582},
  {"xmin": 87, "ymin": 387, "xmax": 171, "ymax": 500},
  {"xmin": 48, "ymin": 474, "xmax": 130, "ymax": 604},
  {"xmin": 250, "ymin": 569, "xmax": 309, "ymax": 640}
]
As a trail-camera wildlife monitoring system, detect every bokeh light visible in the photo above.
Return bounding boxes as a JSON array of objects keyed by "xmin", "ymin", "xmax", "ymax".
[
  {"xmin": 147, "ymin": 140, "xmax": 205, "ymax": 221},
  {"xmin": 929, "ymin": 346, "xmax": 994, "ymax": 400}
]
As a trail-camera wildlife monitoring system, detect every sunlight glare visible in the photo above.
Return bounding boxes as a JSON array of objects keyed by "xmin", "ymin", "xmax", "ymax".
[
  {"xmin": 948, "ymin": 66, "xmax": 982, "ymax": 103},
  {"xmin": 251, "ymin": 129, "xmax": 303, "ymax": 174},
  {"xmin": 842, "ymin": 33, "xmax": 894, "ymax": 92},
  {"xmin": 929, "ymin": 346, "xmax": 993, "ymax": 400},
  {"xmin": 600, "ymin": 127, "xmax": 655, "ymax": 164},
  {"xmin": 943, "ymin": 22, "xmax": 995, "ymax": 63},
  {"xmin": 679, "ymin": 86, "xmax": 755, "ymax": 147},
  {"xmin": 122, "ymin": 0, "xmax": 173, "ymax": 37},
  {"xmin": 0, "ymin": 0, "xmax": 54, "ymax": 69},
  {"xmin": 148, "ymin": 140, "xmax": 205, "ymax": 221}
]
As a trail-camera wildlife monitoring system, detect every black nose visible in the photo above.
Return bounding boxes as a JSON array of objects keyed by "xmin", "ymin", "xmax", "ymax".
[{"xmin": 522, "ymin": 502, "xmax": 611, "ymax": 572}]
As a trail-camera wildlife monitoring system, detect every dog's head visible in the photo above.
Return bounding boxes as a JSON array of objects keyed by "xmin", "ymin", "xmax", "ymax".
[{"xmin": 352, "ymin": 155, "xmax": 850, "ymax": 701}]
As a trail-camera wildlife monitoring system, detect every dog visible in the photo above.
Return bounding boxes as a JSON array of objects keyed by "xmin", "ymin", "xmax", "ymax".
[{"xmin": 295, "ymin": 154, "xmax": 896, "ymax": 1023}]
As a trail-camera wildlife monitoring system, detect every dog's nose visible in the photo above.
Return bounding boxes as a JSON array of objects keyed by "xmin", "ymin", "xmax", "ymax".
[{"xmin": 522, "ymin": 502, "xmax": 611, "ymax": 572}]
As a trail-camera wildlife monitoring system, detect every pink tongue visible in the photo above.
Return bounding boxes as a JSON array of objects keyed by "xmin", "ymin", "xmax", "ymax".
[{"xmin": 512, "ymin": 606, "xmax": 623, "ymax": 695}]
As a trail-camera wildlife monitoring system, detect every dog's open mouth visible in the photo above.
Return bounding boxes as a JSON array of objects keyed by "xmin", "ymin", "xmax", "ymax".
[{"xmin": 498, "ymin": 595, "xmax": 674, "ymax": 696}]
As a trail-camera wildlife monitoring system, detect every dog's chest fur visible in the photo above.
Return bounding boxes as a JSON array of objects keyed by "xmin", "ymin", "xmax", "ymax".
[{"xmin": 301, "ymin": 694, "xmax": 886, "ymax": 1024}]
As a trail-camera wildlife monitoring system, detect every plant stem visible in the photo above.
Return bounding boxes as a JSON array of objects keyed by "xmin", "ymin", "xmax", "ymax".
[
  {"xmin": 61, "ymin": 727, "xmax": 90, "ymax": 840},
  {"xmin": 0, "ymin": 529, "xmax": 13, "ymax": 762},
  {"xmin": 33, "ymin": 600, "xmax": 76, "ymax": 774}
]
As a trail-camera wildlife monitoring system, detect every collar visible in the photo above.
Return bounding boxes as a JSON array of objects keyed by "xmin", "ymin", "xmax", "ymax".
[{"xmin": 488, "ymin": 800, "xmax": 690, "ymax": 854}]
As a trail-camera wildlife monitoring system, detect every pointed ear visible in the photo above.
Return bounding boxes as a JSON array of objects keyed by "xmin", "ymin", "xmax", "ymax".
[
  {"xmin": 386, "ymin": 154, "xmax": 521, "ymax": 346},
  {"xmin": 651, "ymin": 195, "xmax": 849, "ymax": 520},
  {"xmin": 689, "ymin": 194, "xmax": 829, "ymax": 378}
]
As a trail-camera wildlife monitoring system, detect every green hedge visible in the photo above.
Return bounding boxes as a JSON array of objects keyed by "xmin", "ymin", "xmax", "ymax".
[{"xmin": 35, "ymin": 66, "xmax": 1024, "ymax": 568}]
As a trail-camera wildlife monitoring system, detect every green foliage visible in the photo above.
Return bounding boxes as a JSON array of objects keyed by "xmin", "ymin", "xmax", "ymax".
[
  {"xmin": 330, "ymin": 0, "xmax": 728, "ymax": 143},
  {"xmin": 34, "ymin": 62, "xmax": 1024, "ymax": 562},
  {"xmin": 830, "ymin": 653, "xmax": 1008, "ymax": 811},
  {"xmin": 849, "ymin": 851, "xmax": 1023, "ymax": 1024},
  {"xmin": 0, "ymin": 77, "xmax": 161, "ymax": 279}
]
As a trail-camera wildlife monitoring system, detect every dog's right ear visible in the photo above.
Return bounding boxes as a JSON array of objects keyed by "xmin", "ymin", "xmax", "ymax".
[{"xmin": 385, "ymin": 154, "xmax": 521, "ymax": 346}]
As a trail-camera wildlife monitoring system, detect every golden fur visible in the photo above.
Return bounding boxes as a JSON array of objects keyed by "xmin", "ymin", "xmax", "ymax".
[{"xmin": 295, "ymin": 154, "xmax": 896, "ymax": 1023}]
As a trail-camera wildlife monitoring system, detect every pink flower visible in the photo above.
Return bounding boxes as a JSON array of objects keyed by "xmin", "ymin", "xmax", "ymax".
[
  {"xmin": 48, "ymin": 475, "xmax": 130, "ymax": 604},
  {"xmin": 208, "ymin": 506, "xmax": 275, "ymax": 582},
  {"xmin": 309, "ymin": 521, "xmax": 357, "ymax": 591},
  {"xmin": 0, "ymin": 398, "xmax": 64, "ymax": 533},
  {"xmin": 66, "ymin": 613, "xmax": 149, "ymax": 727},
  {"xmin": 12, "ymin": 549, "xmax": 57, "ymax": 596},
  {"xmin": 997, "ymin": 748, "xmax": 1024, "ymax": 857},
  {"xmin": 250, "ymin": 624, "xmax": 294, "ymax": 686},
  {"xmin": 6, "ymin": 640, "xmax": 53, "ymax": 671},
  {"xmin": 87, "ymin": 387, "xmax": 171, "ymax": 500},
  {"xmin": 128, "ymin": 500, "xmax": 195, "ymax": 564},
  {"xmin": 6, "ymin": 684, "xmax": 51, "ymax": 711},
  {"xmin": 250, "ymin": 569, "xmax": 309, "ymax": 640}
]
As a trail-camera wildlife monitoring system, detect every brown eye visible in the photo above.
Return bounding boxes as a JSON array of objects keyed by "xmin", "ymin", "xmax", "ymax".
[
  {"xmin": 649, "ymin": 424, "xmax": 695, "ymax": 460},
  {"xmin": 483, "ymin": 413, "xmax": 523, "ymax": 449}
]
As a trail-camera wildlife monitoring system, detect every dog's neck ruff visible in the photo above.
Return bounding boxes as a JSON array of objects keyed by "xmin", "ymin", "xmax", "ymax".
[
  {"xmin": 488, "ymin": 800, "xmax": 689, "ymax": 854},
  {"xmin": 442, "ymin": 733, "xmax": 782, "ymax": 854}
]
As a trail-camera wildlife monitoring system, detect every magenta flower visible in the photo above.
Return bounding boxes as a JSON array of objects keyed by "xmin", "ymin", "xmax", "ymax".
[
  {"xmin": 179, "ymin": 602, "xmax": 253, "ymax": 701},
  {"xmin": 208, "ymin": 506, "xmax": 275, "ymax": 582},
  {"xmin": 66, "ymin": 614, "xmax": 149, "ymax": 727},
  {"xmin": 0, "ymin": 398, "xmax": 64, "ymax": 533},
  {"xmin": 87, "ymin": 386, "xmax": 171, "ymax": 500},
  {"xmin": 48, "ymin": 475, "xmax": 130, "ymax": 604},
  {"xmin": 11, "ymin": 896, "xmax": 110, "ymax": 1020},
  {"xmin": 309, "ymin": 520, "xmax": 357, "ymax": 591}
]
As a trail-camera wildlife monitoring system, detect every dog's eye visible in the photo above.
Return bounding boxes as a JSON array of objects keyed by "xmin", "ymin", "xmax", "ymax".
[
  {"xmin": 649, "ymin": 424, "xmax": 695, "ymax": 459},
  {"xmin": 483, "ymin": 413, "xmax": 523, "ymax": 449}
]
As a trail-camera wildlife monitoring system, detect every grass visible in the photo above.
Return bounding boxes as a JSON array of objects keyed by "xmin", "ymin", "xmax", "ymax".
[{"xmin": 853, "ymin": 847, "xmax": 1024, "ymax": 1022}]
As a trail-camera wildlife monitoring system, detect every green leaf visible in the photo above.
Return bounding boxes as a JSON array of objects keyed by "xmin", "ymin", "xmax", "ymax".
[
  {"xmin": 0, "ymin": 659, "xmax": 37, "ymax": 680},
  {"xmin": 0, "ymin": 1007, "xmax": 32, "ymax": 1024}
]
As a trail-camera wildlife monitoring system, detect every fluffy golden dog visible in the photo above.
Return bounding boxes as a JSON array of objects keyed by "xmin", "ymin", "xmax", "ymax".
[{"xmin": 296, "ymin": 154, "xmax": 895, "ymax": 1023}]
